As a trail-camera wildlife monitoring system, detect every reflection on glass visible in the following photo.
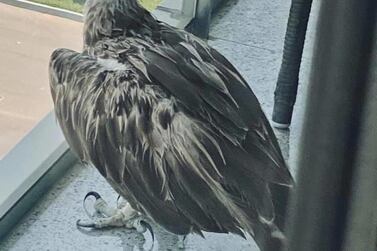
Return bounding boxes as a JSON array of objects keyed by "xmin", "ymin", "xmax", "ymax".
[{"xmin": 0, "ymin": 2, "xmax": 82, "ymax": 158}]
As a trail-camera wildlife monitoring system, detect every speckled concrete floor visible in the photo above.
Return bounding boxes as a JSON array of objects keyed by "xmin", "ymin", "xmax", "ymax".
[{"xmin": 0, "ymin": 0, "xmax": 320, "ymax": 250}]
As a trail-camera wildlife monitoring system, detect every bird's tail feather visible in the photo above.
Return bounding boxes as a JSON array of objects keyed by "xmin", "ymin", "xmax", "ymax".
[
  {"xmin": 252, "ymin": 183, "xmax": 291, "ymax": 251},
  {"xmin": 252, "ymin": 220, "xmax": 287, "ymax": 251}
]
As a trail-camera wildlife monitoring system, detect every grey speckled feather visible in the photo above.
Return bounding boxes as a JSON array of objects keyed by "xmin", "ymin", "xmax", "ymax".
[{"xmin": 49, "ymin": 0, "xmax": 293, "ymax": 249}]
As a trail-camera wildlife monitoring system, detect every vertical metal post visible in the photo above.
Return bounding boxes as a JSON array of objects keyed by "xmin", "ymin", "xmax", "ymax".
[
  {"xmin": 185, "ymin": 0, "xmax": 225, "ymax": 39},
  {"xmin": 286, "ymin": 0, "xmax": 377, "ymax": 250},
  {"xmin": 186, "ymin": 0, "xmax": 212, "ymax": 39},
  {"xmin": 272, "ymin": 0, "xmax": 313, "ymax": 128}
]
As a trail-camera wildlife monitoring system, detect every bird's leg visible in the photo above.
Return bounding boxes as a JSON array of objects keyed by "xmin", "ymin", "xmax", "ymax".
[{"xmin": 77, "ymin": 191, "xmax": 154, "ymax": 240}]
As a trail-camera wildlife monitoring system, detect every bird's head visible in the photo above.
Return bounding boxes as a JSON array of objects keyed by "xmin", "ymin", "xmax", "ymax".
[{"xmin": 83, "ymin": 0, "xmax": 153, "ymax": 48}]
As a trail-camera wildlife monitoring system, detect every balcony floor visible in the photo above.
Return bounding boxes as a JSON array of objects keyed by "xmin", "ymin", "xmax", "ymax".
[{"xmin": 0, "ymin": 0, "xmax": 319, "ymax": 249}]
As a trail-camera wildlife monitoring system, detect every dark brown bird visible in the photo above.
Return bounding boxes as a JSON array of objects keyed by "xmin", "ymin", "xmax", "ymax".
[{"xmin": 49, "ymin": 0, "xmax": 293, "ymax": 250}]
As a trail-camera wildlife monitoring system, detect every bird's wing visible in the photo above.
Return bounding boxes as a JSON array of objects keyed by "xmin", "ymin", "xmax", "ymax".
[
  {"xmin": 49, "ymin": 32, "xmax": 292, "ymax": 241},
  {"xmin": 49, "ymin": 49, "xmax": 96, "ymax": 164},
  {"xmin": 140, "ymin": 32, "xmax": 293, "ymax": 246},
  {"xmin": 49, "ymin": 47, "xmax": 203, "ymax": 235},
  {"xmin": 140, "ymin": 28, "xmax": 293, "ymax": 186}
]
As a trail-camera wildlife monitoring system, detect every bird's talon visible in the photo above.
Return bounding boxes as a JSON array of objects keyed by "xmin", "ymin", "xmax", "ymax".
[
  {"xmin": 79, "ymin": 194, "xmax": 153, "ymax": 236},
  {"xmin": 76, "ymin": 219, "xmax": 95, "ymax": 228},
  {"xmin": 141, "ymin": 220, "xmax": 155, "ymax": 242},
  {"xmin": 83, "ymin": 191, "xmax": 118, "ymax": 218},
  {"xmin": 84, "ymin": 191, "xmax": 101, "ymax": 200},
  {"xmin": 83, "ymin": 191, "xmax": 103, "ymax": 219}
]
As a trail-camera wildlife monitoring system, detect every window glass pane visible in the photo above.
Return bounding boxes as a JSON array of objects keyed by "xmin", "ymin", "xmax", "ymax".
[{"xmin": 0, "ymin": 3, "xmax": 82, "ymax": 158}]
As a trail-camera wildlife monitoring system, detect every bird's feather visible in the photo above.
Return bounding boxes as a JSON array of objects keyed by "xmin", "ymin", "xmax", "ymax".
[{"xmin": 49, "ymin": 2, "xmax": 293, "ymax": 249}]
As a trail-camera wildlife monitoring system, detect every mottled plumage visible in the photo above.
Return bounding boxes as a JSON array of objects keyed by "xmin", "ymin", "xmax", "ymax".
[{"xmin": 49, "ymin": 0, "xmax": 293, "ymax": 250}]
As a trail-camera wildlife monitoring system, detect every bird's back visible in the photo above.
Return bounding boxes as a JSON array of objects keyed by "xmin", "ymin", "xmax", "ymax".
[{"xmin": 49, "ymin": 2, "xmax": 293, "ymax": 250}]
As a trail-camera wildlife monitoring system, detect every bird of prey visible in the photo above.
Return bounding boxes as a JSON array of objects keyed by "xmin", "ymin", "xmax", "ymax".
[{"xmin": 49, "ymin": 0, "xmax": 293, "ymax": 250}]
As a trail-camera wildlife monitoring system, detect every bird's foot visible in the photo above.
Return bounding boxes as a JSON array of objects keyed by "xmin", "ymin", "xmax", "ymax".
[{"xmin": 76, "ymin": 191, "xmax": 154, "ymax": 240}]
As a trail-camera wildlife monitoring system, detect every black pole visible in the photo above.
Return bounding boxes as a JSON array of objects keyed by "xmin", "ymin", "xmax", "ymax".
[
  {"xmin": 272, "ymin": 0, "xmax": 313, "ymax": 128},
  {"xmin": 286, "ymin": 0, "xmax": 377, "ymax": 250}
]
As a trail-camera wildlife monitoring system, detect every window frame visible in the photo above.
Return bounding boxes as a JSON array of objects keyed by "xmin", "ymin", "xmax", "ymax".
[{"xmin": 0, "ymin": 112, "xmax": 76, "ymax": 239}]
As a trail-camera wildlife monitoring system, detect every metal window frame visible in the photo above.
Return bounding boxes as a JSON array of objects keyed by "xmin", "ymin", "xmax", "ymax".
[
  {"xmin": 155, "ymin": 0, "xmax": 197, "ymax": 29},
  {"xmin": 0, "ymin": 0, "xmax": 198, "ymax": 28},
  {"xmin": 0, "ymin": 112, "xmax": 76, "ymax": 239}
]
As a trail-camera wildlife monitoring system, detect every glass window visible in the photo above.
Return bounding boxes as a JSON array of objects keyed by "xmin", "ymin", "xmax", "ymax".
[{"xmin": 0, "ymin": 2, "xmax": 82, "ymax": 158}]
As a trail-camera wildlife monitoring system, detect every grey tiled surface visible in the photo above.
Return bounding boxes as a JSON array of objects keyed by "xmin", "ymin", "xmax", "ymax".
[
  {"xmin": 0, "ymin": 165, "xmax": 259, "ymax": 251},
  {"xmin": 0, "ymin": 0, "xmax": 320, "ymax": 250},
  {"xmin": 210, "ymin": 0, "xmax": 290, "ymax": 52}
]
